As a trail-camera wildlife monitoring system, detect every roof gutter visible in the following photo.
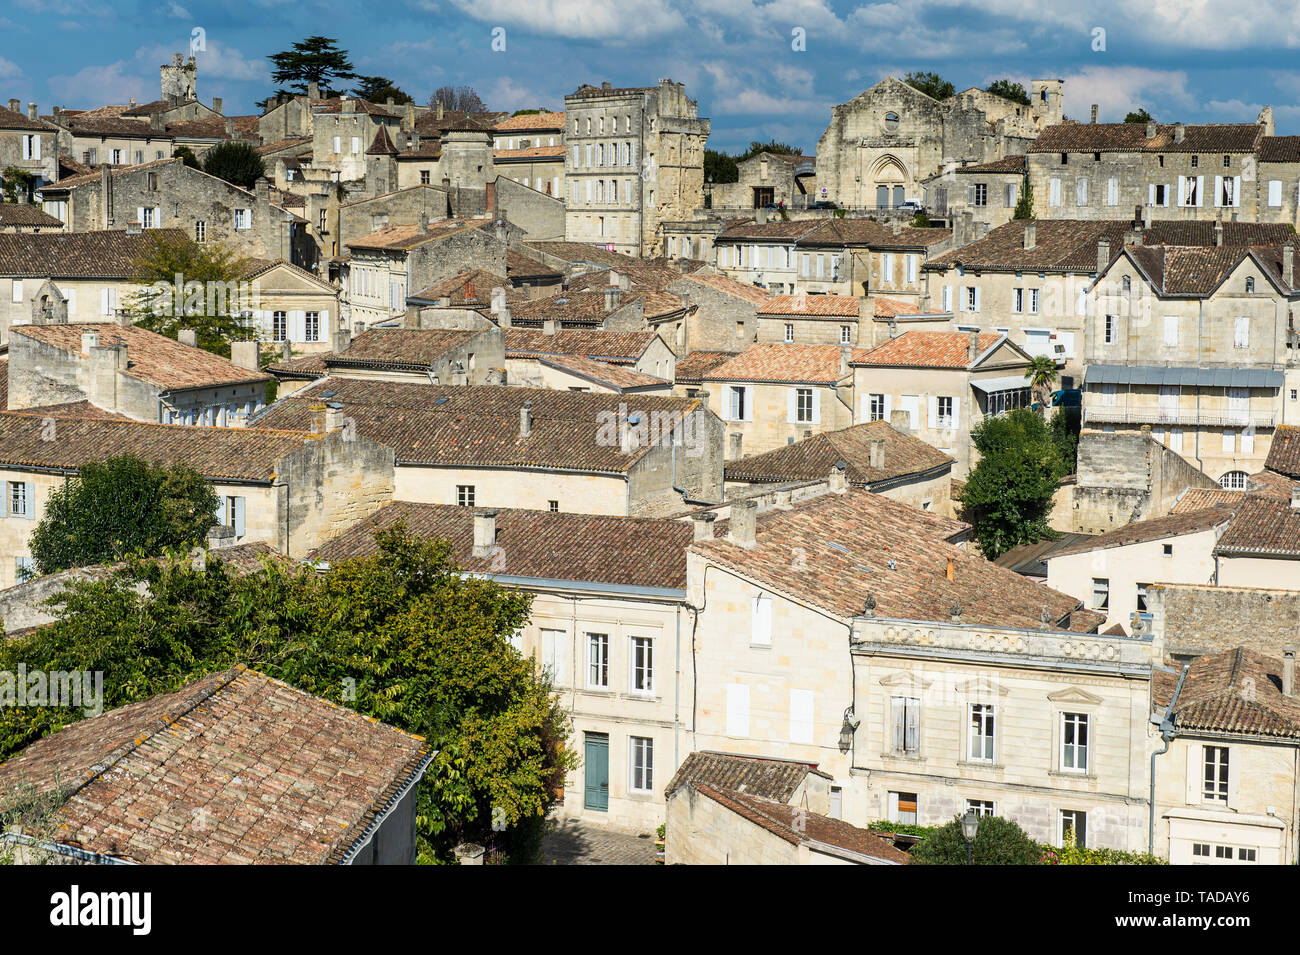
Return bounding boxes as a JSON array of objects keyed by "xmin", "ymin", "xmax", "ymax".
[
  {"xmin": 1149, "ymin": 663, "xmax": 1190, "ymax": 855},
  {"xmin": 337, "ymin": 747, "xmax": 436, "ymax": 865}
]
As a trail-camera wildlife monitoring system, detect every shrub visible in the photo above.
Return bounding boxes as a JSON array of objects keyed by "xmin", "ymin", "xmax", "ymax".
[{"xmin": 910, "ymin": 814, "xmax": 1042, "ymax": 865}]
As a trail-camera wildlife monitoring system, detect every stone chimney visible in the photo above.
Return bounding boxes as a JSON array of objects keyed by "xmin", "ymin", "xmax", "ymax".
[
  {"xmin": 869, "ymin": 438, "xmax": 885, "ymax": 470},
  {"xmin": 1023, "ymin": 221, "xmax": 1036, "ymax": 250},
  {"xmin": 80, "ymin": 331, "xmax": 99, "ymax": 356},
  {"xmin": 1214, "ymin": 216, "xmax": 1224, "ymax": 247},
  {"xmin": 519, "ymin": 402, "xmax": 532, "ymax": 438},
  {"xmin": 224, "ymin": 117, "xmax": 234, "ymax": 138},
  {"xmin": 471, "ymin": 510, "xmax": 498, "ymax": 558},
  {"xmin": 307, "ymin": 80, "xmax": 320, "ymax": 101},
  {"xmin": 889, "ymin": 409, "xmax": 911, "ymax": 432},
  {"xmin": 839, "ymin": 345, "xmax": 852, "ymax": 378},
  {"xmin": 691, "ymin": 511, "xmax": 717, "ymax": 541},
  {"xmin": 206, "ymin": 523, "xmax": 236, "ymax": 550},
  {"xmin": 604, "ymin": 286, "xmax": 622, "ymax": 311},
  {"xmin": 542, "ymin": 319, "xmax": 558, "ymax": 335},
  {"xmin": 419, "ymin": 210, "xmax": 429, "ymax": 233},
  {"xmin": 436, "ymin": 100, "xmax": 444, "ymax": 121},
  {"xmin": 1142, "ymin": 204, "xmax": 1152, "ymax": 229},
  {"xmin": 620, "ymin": 414, "xmax": 641, "ymax": 454},
  {"xmin": 150, "ymin": 111, "xmax": 164, "ymax": 131},
  {"xmin": 891, "ymin": 219, "xmax": 903, "ymax": 236},
  {"xmin": 729, "ymin": 499, "xmax": 757, "ymax": 548},
  {"xmin": 332, "ymin": 322, "xmax": 352, "ymax": 355},
  {"xmin": 498, "ymin": 304, "xmax": 512, "ymax": 328},
  {"xmin": 213, "ymin": 97, "xmax": 222, "ymax": 115},
  {"xmin": 230, "ymin": 340, "xmax": 259, "ymax": 371},
  {"xmin": 6, "ymin": 99, "xmax": 17, "ymax": 113},
  {"xmin": 755, "ymin": 207, "xmax": 767, "ymax": 226},
  {"xmin": 1090, "ymin": 104, "xmax": 1098, "ymax": 124},
  {"xmin": 1145, "ymin": 121, "xmax": 1156, "ymax": 139},
  {"xmin": 254, "ymin": 176, "xmax": 269, "ymax": 202},
  {"xmin": 1281, "ymin": 646, "xmax": 1296, "ymax": 697},
  {"xmin": 829, "ymin": 462, "xmax": 848, "ymax": 493},
  {"xmin": 1174, "ymin": 123, "xmax": 1185, "ymax": 143},
  {"xmin": 967, "ymin": 328, "xmax": 979, "ymax": 364},
  {"xmin": 178, "ymin": 328, "xmax": 198, "ymax": 348},
  {"xmin": 1097, "ymin": 237, "xmax": 1110, "ymax": 275},
  {"xmin": 27, "ymin": 102, "xmax": 36, "ymax": 121},
  {"xmin": 282, "ymin": 340, "xmax": 292, "ymax": 362},
  {"xmin": 324, "ymin": 402, "xmax": 345, "ymax": 432}
]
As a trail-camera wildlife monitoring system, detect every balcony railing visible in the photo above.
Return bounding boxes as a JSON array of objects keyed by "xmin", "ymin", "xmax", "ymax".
[{"xmin": 1084, "ymin": 407, "xmax": 1277, "ymax": 429}]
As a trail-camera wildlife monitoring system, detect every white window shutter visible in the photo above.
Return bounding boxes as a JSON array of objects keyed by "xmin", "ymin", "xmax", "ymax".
[
  {"xmin": 1269, "ymin": 180, "xmax": 1283, "ymax": 207},
  {"xmin": 812, "ymin": 389, "xmax": 821, "ymax": 424},
  {"xmin": 233, "ymin": 497, "xmax": 246, "ymax": 538},
  {"xmin": 137, "ymin": 206, "xmax": 145, "ymax": 226},
  {"xmin": 745, "ymin": 387, "xmax": 754, "ymax": 421},
  {"xmin": 786, "ymin": 388, "xmax": 797, "ymax": 423},
  {"xmin": 1222, "ymin": 430, "xmax": 1234, "ymax": 453},
  {"xmin": 951, "ymin": 395, "xmax": 961, "ymax": 425},
  {"xmin": 154, "ymin": 206, "xmax": 161, "ymax": 228},
  {"xmin": 319, "ymin": 309, "xmax": 330, "ymax": 340},
  {"xmin": 1149, "ymin": 184, "xmax": 1156, "ymax": 206},
  {"xmin": 100, "ymin": 288, "xmax": 110, "ymax": 316},
  {"xmin": 1214, "ymin": 175, "xmax": 1223, "ymax": 208},
  {"xmin": 974, "ymin": 287, "xmax": 981, "ymax": 312},
  {"xmin": 1233, "ymin": 176, "xmax": 1241, "ymax": 207},
  {"xmin": 1186, "ymin": 745, "xmax": 1200, "ymax": 804},
  {"xmin": 1164, "ymin": 183, "xmax": 1171, "ymax": 207},
  {"xmin": 928, "ymin": 396, "xmax": 938, "ymax": 429},
  {"xmin": 942, "ymin": 285, "xmax": 952, "ymax": 311},
  {"xmin": 23, "ymin": 482, "xmax": 34, "ymax": 520},
  {"xmin": 1177, "ymin": 177, "xmax": 1185, "ymax": 205},
  {"xmin": 1226, "ymin": 748, "xmax": 1240, "ymax": 808},
  {"xmin": 883, "ymin": 394, "xmax": 893, "ymax": 421},
  {"xmin": 1196, "ymin": 176, "xmax": 1204, "ymax": 207},
  {"xmin": 1242, "ymin": 429, "xmax": 1255, "ymax": 454},
  {"xmin": 790, "ymin": 689, "xmax": 814, "ymax": 745},
  {"xmin": 726, "ymin": 684, "xmax": 751, "ymax": 736},
  {"xmin": 752, "ymin": 594, "xmax": 772, "ymax": 645},
  {"xmin": 66, "ymin": 288, "xmax": 76, "ymax": 316}
]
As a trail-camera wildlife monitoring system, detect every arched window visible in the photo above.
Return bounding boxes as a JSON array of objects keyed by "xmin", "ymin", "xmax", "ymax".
[
  {"xmin": 1245, "ymin": 277, "xmax": 1255, "ymax": 292},
  {"xmin": 1122, "ymin": 275, "xmax": 1132, "ymax": 292},
  {"xmin": 884, "ymin": 111, "xmax": 900, "ymax": 132},
  {"xmin": 1219, "ymin": 470, "xmax": 1250, "ymax": 490}
]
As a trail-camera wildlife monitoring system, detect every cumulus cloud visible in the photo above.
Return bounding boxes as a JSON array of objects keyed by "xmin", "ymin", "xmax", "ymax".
[
  {"xmin": 0, "ymin": 56, "xmax": 20, "ymax": 81},
  {"xmin": 48, "ymin": 62, "xmax": 152, "ymax": 105},
  {"xmin": 1059, "ymin": 65, "xmax": 1196, "ymax": 123},
  {"xmin": 447, "ymin": 0, "xmax": 686, "ymax": 43}
]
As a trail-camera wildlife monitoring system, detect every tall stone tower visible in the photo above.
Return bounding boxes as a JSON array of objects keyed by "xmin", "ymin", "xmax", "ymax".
[
  {"xmin": 161, "ymin": 53, "xmax": 197, "ymax": 103},
  {"xmin": 1030, "ymin": 79, "xmax": 1064, "ymax": 129}
]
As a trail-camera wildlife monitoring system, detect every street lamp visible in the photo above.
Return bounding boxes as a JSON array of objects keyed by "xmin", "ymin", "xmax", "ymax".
[{"xmin": 961, "ymin": 809, "xmax": 980, "ymax": 865}]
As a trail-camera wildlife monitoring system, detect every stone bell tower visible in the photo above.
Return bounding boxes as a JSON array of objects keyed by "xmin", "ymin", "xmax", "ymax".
[{"xmin": 160, "ymin": 53, "xmax": 197, "ymax": 103}]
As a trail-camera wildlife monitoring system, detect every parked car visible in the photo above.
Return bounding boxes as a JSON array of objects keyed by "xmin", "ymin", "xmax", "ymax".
[
  {"xmin": 809, "ymin": 200, "xmax": 838, "ymax": 210},
  {"xmin": 898, "ymin": 199, "xmax": 925, "ymax": 213}
]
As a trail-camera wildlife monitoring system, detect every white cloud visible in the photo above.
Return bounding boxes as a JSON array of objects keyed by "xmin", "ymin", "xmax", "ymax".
[
  {"xmin": 48, "ymin": 62, "xmax": 152, "ymax": 105},
  {"xmin": 0, "ymin": 56, "xmax": 20, "ymax": 81},
  {"xmin": 1059, "ymin": 65, "xmax": 1196, "ymax": 123},
  {"xmin": 447, "ymin": 0, "xmax": 686, "ymax": 42},
  {"xmin": 167, "ymin": 1, "xmax": 191, "ymax": 18},
  {"xmin": 483, "ymin": 76, "xmax": 556, "ymax": 112}
]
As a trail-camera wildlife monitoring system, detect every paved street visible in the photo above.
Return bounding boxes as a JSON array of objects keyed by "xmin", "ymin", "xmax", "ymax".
[{"xmin": 539, "ymin": 818, "xmax": 659, "ymax": 865}]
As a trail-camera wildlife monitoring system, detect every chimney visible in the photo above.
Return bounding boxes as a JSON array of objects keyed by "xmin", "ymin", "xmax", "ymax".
[
  {"xmin": 80, "ymin": 332, "xmax": 99, "ymax": 356},
  {"xmin": 213, "ymin": 97, "xmax": 223, "ymax": 115},
  {"xmin": 967, "ymin": 329, "xmax": 979, "ymax": 364},
  {"xmin": 691, "ymin": 511, "xmax": 717, "ymax": 541},
  {"xmin": 729, "ymin": 499, "xmax": 758, "ymax": 548},
  {"xmin": 306, "ymin": 80, "xmax": 320, "ymax": 101},
  {"xmin": 1283, "ymin": 648, "xmax": 1296, "ymax": 697},
  {"xmin": 519, "ymin": 402, "xmax": 533, "ymax": 438},
  {"xmin": 604, "ymin": 286, "xmax": 622, "ymax": 311},
  {"xmin": 150, "ymin": 111, "xmax": 163, "ymax": 131},
  {"xmin": 1023, "ymin": 221, "xmax": 1036, "ymax": 250},
  {"xmin": 839, "ymin": 345, "xmax": 852, "ymax": 377},
  {"xmin": 27, "ymin": 102, "xmax": 36, "ymax": 121},
  {"xmin": 100, "ymin": 163, "xmax": 112, "ymax": 227},
  {"xmin": 324, "ymin": 402, "xmax": 345, "ymax": 433},
  {"xmin": 52, "ymin": 105, "xmax": 60, "ymax": 119},
  {"xmin": 542, "ymin": 319, "xmax": 558, "ymax": 336},
  {"xmin": 869, "ymin": 438, "xmax": 885, "ymax": 470},
  {"xmin": 230, "ymin": 340, "xmax": 259, "ymax": 371},
  {"xmin": 756, "ymin": 207, "xmax": 767, "ymax": 226},
  {"xmin": 472, "ymin": 510, "xmax": 498, "ymax": 558},
  {"xmin": 224, "ymin": 117, "xmax": 234, "ymax": 138},
  {"xmin": 1145, "ymin": 121, "xmax": 1156, "ymax": 139},
  {"xmin": 498, "ymin": 305, "xmax": 512, "ymax": 328},
  {"xmin": 1291, "ymin": 486, "xmax": 1300, "ymax": 511},
  {"xmin": 281, "ymin": 340, "xmax": 292, "ymax": 362},
  {"xmin": 178, "ymin": 328, "xmax": 198, "ymax": 348},
  {"xmin": 1097, "ymin": 237, "xmax": 1110, "ymax": 274},
  {"xmin": 1214, "ymin": 216, "xmax": 1224, "ymax": 247},
  {"xmin": 206, "ymin": 524, "xmax": 236, "ymax": 550},
  {"xmin": 946, "ymin": 556, "xmax": 956, "ymax": 581},
  {"xmin": 1284, "ymin": 243, "xmax": 1295, "ymax": 290},
  {"xmin": 620, "ymin": 414, "xmax": 641, "ymax": 454},
  {"xmin": 891, "ymin": 219, "xmax": 902, "ymax": 236},
  {"xmin": 419, "ymin": 210, "xmax": 429, "ymax": 233},
  {"xmin": 485, "ymin": 179, "xmax": 495, "ymax": 214},
  {"xmin": 6, "ymin": 98, "xmax": 17, "ymax": 113},
  {"xmin": 1090, "ymin": 104, "xmax": 1098, "ymax": 124},
  {"xmin": 254, "ymin": 176, "xmax": 269, "ymax": 201},
  {"xmin": 1174, "ymin": 123, "xmax": 1185, "ymax": 143},
  {"xmin": 829, "ymin": 461, "xmax": 848, "ymax": 493},
  {"xmin": 332, "ymin": 322, "xmax": 352, "ymax": 355},
  {"xmin": 602, "ymin": 81, "xmax": 612, "ymax": 90},
  {"xmin": 1142, "ymin": 204, "xmax": 1152, "ymax": 229}
]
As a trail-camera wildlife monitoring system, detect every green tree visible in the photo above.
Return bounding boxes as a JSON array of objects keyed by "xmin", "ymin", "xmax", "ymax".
[
  {"xmin": 352, "ymin": 75, "xmax": 413, "ymax": 105},
  {"xmin": 172, "ymin": 145, "xmax": 201, "ymax": 169},
  {"xmin": 126, "ymin": 232, "xmax": 254, "ymax": 358},
  {"xmin": 1124, "ymin": 108, "xmax": 1154, "ymax": 124},
  {"xmin": 911, "ymin": 814, "xmax": 1042, "ymax": 865},
  {"xmin": 1013, "ymin": 176, "xmax": 1035, "ymax": 220},
  {"xmin": 1, "ymin": 166, "xmax": 36, "ymax": 203},
  {"xmin": 704, "ymin": 149, "xmax": 739, "ymax": 185},
  {"xmin": 201, "ymin": 140, "xmax": 266, "ymax": 190},
  {"xmin": 904, "ymin": 71, "xmax": 955, "ymax": 101},
  {"xmin": 738, "ymin": 139, "xmax": 800, "ymax": 161},
  {"xmin": 268, "ymin": 35, "xmax": 357, "ymax": 98},
  {"xmin": 986, "ymin": 79, "xmax": 1030, "ymax": 105},
  {"xmin": 27, "ymin": 455, "xmax": 219, "ymax": 576},
  {"xmin": 430, "ymin": 85, "xmax": 488, "ymax": 113},
  {"xmin": 1049, "ymin": 405, "xmax": 1081, "ymax": 474},
  {"xmin": 0, "ymin": 526, "xmax": 574, "ymax": 862},
  {"xmin": 960, "ymin": 408, "xmax": 1069, "ymax": 558},
  {"xmin": 1024, "ymin": 354, "xmax": 1059, "ymax": 413}
]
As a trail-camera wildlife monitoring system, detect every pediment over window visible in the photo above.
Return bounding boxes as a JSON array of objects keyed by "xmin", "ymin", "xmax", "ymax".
[
  {"xmin": 878, "ymin": 671, "xmax": 933, "ymax": 691},
  {"xmin": 1047, "ymin": 686, "xmax": 1104, "ymax": 705},
  {"xmin": 955, "ymin": 676, "xmax": 1010, "ymax": 698}
]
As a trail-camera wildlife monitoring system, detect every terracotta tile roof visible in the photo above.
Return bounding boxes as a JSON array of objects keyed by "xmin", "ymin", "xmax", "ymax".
[
  {"xmin": 758, "ymin": 294, "xmax": 860, "ymax": 317},
  {"xmin": 347, "ymin": 217, "xmax": 495, "ymax": 251},
  {"xmin": 716, "ymin": 219, "xmax": 821, "ymax": 242},
  {"xmin": 502, "ymin": 328, "xmax": 658, "ymax": 363},
  {"xmin": 796, "ymin": 219, "xmax": 951, "ymax": 250},
  {"xmin": 255, "ymin": 137, "xmax": 312, "ymax": 156},
  {"xmin": 164, "ymin": 116, "xmax": 260, "ymax": 140},
  {"xmin": 0, "ymin": 413, "xmax": 311, "ymax": 481},
  {"xmin": 1258, "ymin": 136, "xmax": 1300, "ymax": 163},
  {"xmin": 951, "ymin": 155, "xmax": 1026, "ymax": 174},
  {"xmin": 310, "ymin": 501, "xmax": 693, "ymax": 588},
  {"xmin": 641, "ymin": 290, "xmax": 687, "ymax": 318},
  {"xmin": 992, "ymin": 533, "xmax": 1097, "ymax": 577},
  {"xmin": 1244, "ymin": 468, "xmax": 1300, "ymax": 500},
  {"xmin": 1029, "ymin": 122, "xmax": 1263, "ymax": 154},
  {"xmin": 687, "ymin": 783, "xmax": 911, "ymax": 864},
  {"xmin": 673, "ymin": 351, "xmax": 735, "ymax": 383},
  {"xmin": 0, "ymin": 358, "xmax": 6, "ymax": 411},
  {"xmin": 506, "ymin": 250, "xmax": 562, "ymax": 280},
  {"xmin": 703, "ymin": 343, "xmax": 857, "ymax": 384},
  {"xmin": 52, "ymin": 114, "xmax": 177, "ymax": 139},
  {"xmin": 1154, "ymin": 648, "xmax": 1300, "ymax": 739},
  {"xmin": 873, "ymin": 296, "xmax": 921, "ymax": 318},
  {"xmin": 0, "ymin": 104, "xmax": 56, "ymax": 132},
  {"xmin": 694, "ymin": 488, "xmax": 1101, "ymax": 630},
  {"xmin": 1051, "ymin": 507, "xmax": 1233, "ymax": 557},
  {"xmin": 509, "ymin": 289, "xmax": 628, "ymax": 325},
  {"xmin": 1127, "ymin": 245, "xmax": 1262, "ymax": 296},
  {"xmin": 521, "ymin": 241, "xmax": 636, "ymax": 269},
  {"xmin": 409, "ymin": 268, "xmax": 513, "ymax": 306},
  {"xmin": 325, "ymin": 328, "xmax": 483, "ymax": 371},
  {"xmin": 252, "ymin": 378, "xmax": 702, "ymax": 472},
  {"xmin": 494, "ymin": 111, "xmax": 565, "ymax": 132},
  {"xmin": 120, "ymin": 99, "xmax": 187, "ymax": 117},
  {"xmin": 566, "ymin": 263, "xmax": 680, "ymax": 293},
  {"xmin": 494, "ymin": 145, "xmax": 565, "ymax": 159},
  {"xmin": 0, "ymin": 204, "xmax": 64, "ymax": 228},
  {"xmin": 538, "ymin": 354, "xmax": 667, "ymax": 391},
  {"xmin": 0, "ymin": 228, "xmax": 187, "ymax": 278},
  {"xmin": 311, "ymin": 97, "xmax": 399, "ymax": 118},
  {"xmin": 0, "ymin": 666, "xmax": 430, "ymax": 864},
  {"xmin": 674, "ymin": 271, "xmax": 774, "ymax": 306},
  {"xmin": 12, "ymin": 323, "xmax": 271, "ymax": 390},
  {"xmin": 665, "ymin": 751, "xmax": 829, "ymax": 800},
  {"xmin": 852, "ymin": 331, "xmax": 1001, "ymax": 369},
  {"xmin": 1171, "ymin": 488, "xmax": 1245, "ymax": 513},
  {"xmin": 724, "ymin": 421, "xmax": 952, "ymax": 486},
  {"xmin": 1266, "ymin": 425, "xmax": 1300, "ymax": 479},
  {"xmin": 6, "ymin": 400, "xmax": 132, "ymax": 421},
  {"xmin": 1214, "ymin": 496, "xmax": 1300, "ymax": 557},
  {"xmin": 266, "ymin": 352, "xmax": 329, "ymax": 378},
  {"xmin": 38, "ymin": 157, "xmax": 181, "ymax": 193},
  {"xmin": 366, "ymin": 125, "xmax": 398, "ymax": 156}
]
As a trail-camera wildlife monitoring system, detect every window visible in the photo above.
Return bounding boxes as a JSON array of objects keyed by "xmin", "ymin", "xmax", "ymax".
[
  {"xmin": 1076, "ymin": 178, "xmax": 1087, "ymax": 205},
  {"xmin": 795, "ymin": 388, "xmax": 814, "ymax": 423},
  {"xmin": 729, "ymin": 385, "xmax": 749, "ymax": 421},
  {"xmin": 726, "ymin": 684, "xmax": 750, "ymax": 736},
  {"xmin": 420, "ymin": 170, "xmax": 430, "ymax": 185},
  {"xmin": 937, "ymin": 395, "xmax": 954, "ymax": 429},
  {"xmin": 966, "ymin": 286, "xmax": 978, "ymax": 311},
  {"xmin": 10, "ymin": 279, "xmax": 20, "ymax": 304},
  {"xmin": 272, "ymin": 311, "xmax": 287, "ymax": 341},
  {"xmin": 140, "ymin": 207, "xmax": 155, "ymax": 228},
  {"xmin": 15, "ymin": 556, "xmax": 35, "ymax": 583},
  {"xmin": 217, "ymin": 495, "xmax": 246, "ymax": 538},
  {"xmin": 1268, "ymin": 179, "xmax": 1282, "ymax": 207},
  {"xmin": 8, "ymin": 481, "xmax": 31, "ymax": 519},
  {"xmin": 233, "ymin": 209, "xmax": 250, "ymax": 230},
  {"xmin": 867, "ymin": 393, "xmax": 885, "ymax": 422},
  {"xmin": 967, "ymin": 799, "xmax": 995, "ymax": 817},
  {"xmin": 1163, "ymin": 543, "xmax": 1174, "ymax": 556},
  {"xmin": 789, "ymin": 689, "xmax": 814, "ymax": 744},
  {"xmin": 194, "ymin": 220, "xmax": 206, "ymax": 243},
  {"xmin": 1220, "ymin": 471, "xmax": 1249, "ymax": 490},
  {"xmin": 784, "ymin": 323, "xmax": 794, "ymax": 343},
  {"xmin": 968, "ymin": 704, "xmax": 994, "ymax": 762},
  {"xmin": 629, "ymin": 737, "xmax": 653, "ymax": 792},
  {"xmin": 1203, "ymin": 746, "xmax": 1229, "ymax": 802},
  {"xmin": 1061, "ymin": 713, "xmax": 1089, "ymax": 772},
  {"xmin": 1104, "ymin": 314, "xmax": 1116, "ymax": 345},
  {"xmin": 751, "ymin": 593, "xmax": 772, "ymax": 646},
  {"xmin": 1029, "ymin": 288, "xmax": 1040, "ymax": 313},
  {"xmin": 1013, "ymin": 288, "xmax": 1024, "ymax": 313},
  {"xmin": 1091, "ymin": 578, "xmax": 1109, "ymax": 610},
  {"xmin": 548, "ymin": 500, "xmax": 559, "ymax": 512},
  {"xmin": 587, "ymin": 633, "xmax": 609, "ymax": 688},
  {"xmin": 630, "ymin": 636, "xmax": 654, "ymax": 695},
  {"xmin": 883, "ymin": 111, "xmax": 899, "ymax": 132},
  {"xmin": 1181, "ymin": 175, "xmax": 1199, "ymax": 206},
  {"xmin": 1163, "ymin": 315, "xmax": 1178, "ymax": 346},
  {"xmin": 1152, "ymin": 183, "xmax": 1168, "ymax": 206},
  {"xmin": 456, "ymin": 485, "xmax": 475, "ymax": 507},
  {"xmin": 21, "ymin": 133, "xmax": 40, "ymax": 160},
  {"xmin": 1223, "ymin": 154, "xmax": 1231, "ymax": 167},
  {"xmin": 1060, "ymin": 810, "xmax": 1087, "ymax": 847},
  {"xmin": 888, "ymin": 791, "xmax": 917, "ymax": 825},
  {"xmin": 1220, "ymin": 176, "xmax": 1236, "ymax": 206},
  {"xmin": 890, "ymin": 696, "xmax": 920, "ymax": 755},
  {"xmin": 1049, "ymin": 178, "xmax": 1061, "ymax": 206},
  {"xmin": 973, "ymin": 183, "xmax": 988, "ymax": 206},
  {"xmin": 1136, "ymin": 582, "xmax": 1151, "ymax": 618},
  {"xmin": 540, "ymin": 629, "xmax": 567, "ymax": 686},
  {"xmin": 840, "ymin": 325, "xmax": 852, "ymax": 345}
]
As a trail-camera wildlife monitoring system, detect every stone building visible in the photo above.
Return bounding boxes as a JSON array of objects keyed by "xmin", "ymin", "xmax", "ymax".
[
  {"xmin": 564, "ymin": 80, "xmax": 709, "ymax": 257},
  {"xmin": 924, "ymin": 154, "xmax": 1025, "ymax": 228},
  {"xmin": 493, "ymin": 110, "xmax": 565, "ymax": 199},
  {"xmin": 0, "ymin": 102, "xmax": 58, "ymax": 197},
  {"xmin": 814, "ymin": 76, "xmax": 1060, "ymax": 211},
  {"xmin": 709, "ymin": 152, "xmax": 817, "ymax": 211}
]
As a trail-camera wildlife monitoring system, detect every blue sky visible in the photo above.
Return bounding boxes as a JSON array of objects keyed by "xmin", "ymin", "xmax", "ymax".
[{"xmin": 4, "ymin": 0, "xmax": 1300, "ymax": 153}]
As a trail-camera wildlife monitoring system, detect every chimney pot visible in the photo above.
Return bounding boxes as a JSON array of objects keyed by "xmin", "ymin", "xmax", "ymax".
[
  {"xmin": 27, "ymin": 102, "xmax": 36, "ymax": 121},
  {"xmin": 691, "ymin": 511, "xmax": 717, "ymax": 541},
  {"xmin": 1282, "ymin": 647, "xmax": 1296, "ymax": 697},
  {"xmin": 729, "ymin": 499, "xmax": 758, "ymax": 548},
  {"xmin": 6, "ymin": 99, "xmax": 18, "ymax": 113},
  {"xmin": 472, "ymin": 510, "xmax": 499, "ymax": 559},
  {"xmin": 829, "ymin": 462, "xmax": 848, "ymax": 493}
]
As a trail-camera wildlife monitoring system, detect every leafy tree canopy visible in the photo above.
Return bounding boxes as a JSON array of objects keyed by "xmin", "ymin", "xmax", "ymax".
[
  {"xmin": 0, "ymin": 527, "xmax": 574, "ymax": 863},
  {"xmin": 268, "ymin": 35, "xmax": 357, "ymax": 98},
  {"xmin": 986, "ymin": 79, "xmax": 1030, "ymax": 106},
  {"xmin": 911, "ymin": 814, "xmax": 1042, "ymax": 865},
  {"xmin": 430, "ymin": 85, "xmax": 488, "ymax": 114},
  {"xmin": 1125, "ymin": 108, "xmax": 1154, "ymax": 124},
  {"xmin": 1013, "ymin": 176, "xmax": 1035, "ymax": 220},
  {"xmin": 904, "ymin": 71, "xmax": 955, "ymax": 101},
  {"xmin": 352, "ymin": 75, "xmax": 413, "ymax": 105},
  {"xmin": 172, "ymin": 145, "xmax": 201, "ymax": 169},
  {"xmin": 201, "ymin": 140, "xmax": 266, "ymax": 190},
  {"xmin": 126, "ymin": 233, "xmax": 254, "ymax": 358},
  {"xmin": 1, "ymin": 167, "xmax": 36, "ymax": 203},
  {"xmin": 28, "ymin": 454, "xmax": 219, "ymax": 576},
  {"xmin": 704, "ymin": 149, "xmax": 739, "ymax": 184},
  {"xmin": 960, "ymin": 408, "xmax": 1069, "ymax": 558},
  {"xmin": 738, "ymin": 139, "xmax": 800, "ymax": 161}
]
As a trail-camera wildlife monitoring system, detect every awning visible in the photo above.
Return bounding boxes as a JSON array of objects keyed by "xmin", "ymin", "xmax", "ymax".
[
  {"xmin": 970, "ymin": 375, "xmax": 1031, "ymax": 394},
  {"xmin": 1085, "ymin": 365, "xmax": 1283, "ymax": 388}
]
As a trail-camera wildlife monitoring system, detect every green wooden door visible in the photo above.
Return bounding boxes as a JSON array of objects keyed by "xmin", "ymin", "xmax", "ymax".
[{"xmin": 584, "ymin": 733, "xmax": 609, "ymax": 811}]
